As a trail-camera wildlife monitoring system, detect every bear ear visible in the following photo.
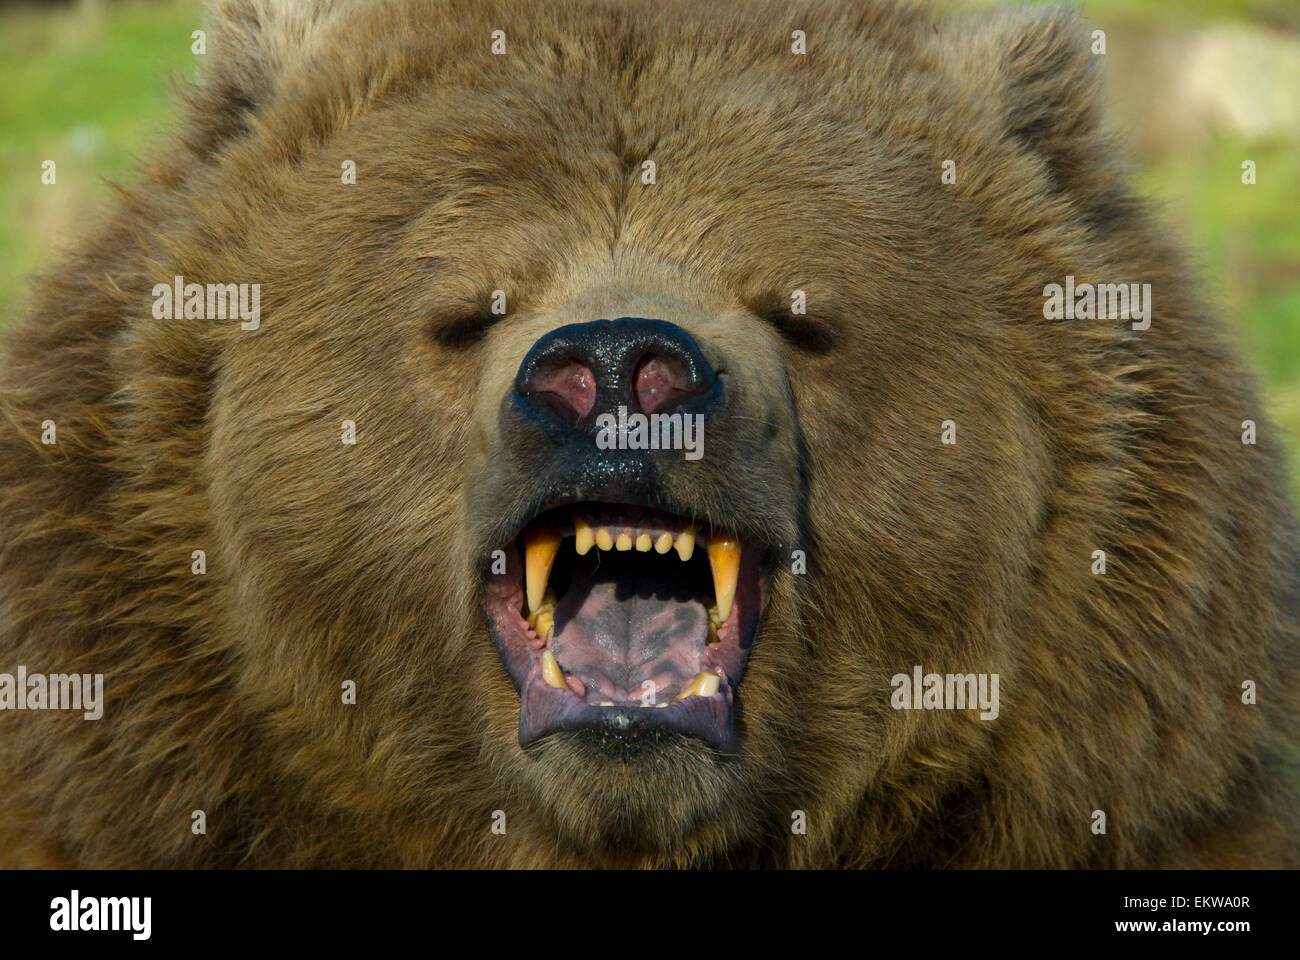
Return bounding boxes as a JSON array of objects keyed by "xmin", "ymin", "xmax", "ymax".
[
  {"xmin": 185, "ymin": 0, "xmax": 347, "ymax": 152},
  {"xmin": 954, "ymin": 5, "xmax": 1122, "ymax": 211}
]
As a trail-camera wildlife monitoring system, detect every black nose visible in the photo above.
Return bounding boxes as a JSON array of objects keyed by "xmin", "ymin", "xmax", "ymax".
[{"xmin": 513, "ymin": 318, "xmax": 719, "ymax": 433}]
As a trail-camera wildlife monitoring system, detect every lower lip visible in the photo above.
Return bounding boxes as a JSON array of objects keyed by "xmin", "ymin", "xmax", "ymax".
[{"xmin": 518, "ymin": 667, "xmax": 737, "ymax": 753}]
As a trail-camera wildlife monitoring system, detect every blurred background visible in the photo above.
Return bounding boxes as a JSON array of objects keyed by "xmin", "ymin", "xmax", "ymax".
[{"xmin": 1, "ymin": 0, "xmax": 1298, "ymax": 501}]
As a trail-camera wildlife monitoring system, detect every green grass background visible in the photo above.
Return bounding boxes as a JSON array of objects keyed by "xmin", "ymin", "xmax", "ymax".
[{"xmin": 1, "ymin": 0, "xmax": 1297, "ymax": 503}]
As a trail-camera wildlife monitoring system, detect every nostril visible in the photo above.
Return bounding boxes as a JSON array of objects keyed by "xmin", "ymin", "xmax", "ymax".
[
  {"xmin": 633, "ymin": 353, "xmax": 695, "ymax": 414},
  {"xmin": 524, "ymin": 358, "xmax": 597, "ymax": 424},
  {"xmin": 514, "ymin": 318, "xmax": 718, "ymax": 434}
]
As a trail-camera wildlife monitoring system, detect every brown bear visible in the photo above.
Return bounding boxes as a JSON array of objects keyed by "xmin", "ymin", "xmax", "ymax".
[{"xmin": 0, "ymin": 0, "xmax": 1296, "ymax": 869}]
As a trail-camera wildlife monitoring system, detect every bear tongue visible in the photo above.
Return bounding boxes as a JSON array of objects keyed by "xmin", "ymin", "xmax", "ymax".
[{"xmin": 551, "ymin": 565, "xmax": 708, "ymax": 705}]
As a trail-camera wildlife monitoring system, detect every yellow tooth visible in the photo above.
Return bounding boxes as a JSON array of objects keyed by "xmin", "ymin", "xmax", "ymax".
[
  {"xmin": 528, "ymin": 588, "xmax": 556, "ymax": 619},
  {"xmin": 573, "ymin": 515, "xmax": 595, "ymax": 555},
  {"xmin": 541, "ymin": 650, "xmax": 566, "ymax": 688},
  {"xmin": 674, "ymin": 526, "xmax": 697, "ymax": 561},
  {"xmin": 528, "ymin": 588, "xmax": 557, "ymax": 636},
  {"xmin": 595, "ymin": 528, "xmax": 614, "ymax": 551},
  {"xmin": 707, "ymin": 605, "xmax": 720, "ymax": 645},
  {"xmin": 635, "ymin": 533, "xmax": 652, "ymax": 552},
  {"xmin": 534, "ymin": 611, "xmax": 555, "ymax": 641},
  {"xmin": 673, "ymin": 671, "xmax": 721, "ymax": 701},
  {"xmin": 706, "ymin": 535, "xmax": 740, "ymax": 623},
  {"xmin": 616, "ymin": 532, "xmax": 633, "ymax": 551},
  {"xmin": 654, "ymin": 532, "xmax": 673, "ymax": 554},
  {"xmin": 525, "ymin": 528, "xmax": 563, "ymax": 613}
]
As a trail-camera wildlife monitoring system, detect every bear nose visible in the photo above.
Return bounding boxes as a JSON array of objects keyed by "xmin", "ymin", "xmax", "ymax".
[{"xmin": 514, "ymin": 318, "xmax": 718, "ymax": 430}]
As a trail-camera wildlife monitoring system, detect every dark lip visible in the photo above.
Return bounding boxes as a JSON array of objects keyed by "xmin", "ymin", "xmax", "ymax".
[
  {"xmin": 518, "ymin": 665, "xmax": 739, "ymax": 753},
  {"xmin": 482, "ymin": 500, "xmax": 769, "ymax": 754}
]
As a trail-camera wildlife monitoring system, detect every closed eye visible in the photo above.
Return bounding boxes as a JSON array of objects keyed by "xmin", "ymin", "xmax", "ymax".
[
  {"xmin": 428, "ymin": 292, "xmax": 502, "ymax": 347},
  {"xmin": 750, "ymin": 291, "xmax": 836, "ymax": 354}
]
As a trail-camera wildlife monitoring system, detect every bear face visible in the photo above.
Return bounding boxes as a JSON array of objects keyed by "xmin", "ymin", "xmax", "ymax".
[{"xmin": 0, "ymin": 0, "xmax": 1296, "ymax": 868}]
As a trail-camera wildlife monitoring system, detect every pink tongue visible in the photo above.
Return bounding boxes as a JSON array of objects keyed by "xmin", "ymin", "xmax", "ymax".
[{"xmin": 551, "ymin": 563, "xmax": 707, "ymax": 704}]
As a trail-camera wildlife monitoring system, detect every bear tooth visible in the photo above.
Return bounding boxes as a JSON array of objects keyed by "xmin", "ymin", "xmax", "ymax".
[
  {"xmin": 534, "ymin": 611, "xmax": 555, "ymax": 641},
  {"xmin": 635, "ymin": 533, "xmax": 652, "ymax": 552},
  {"xmin": 616, "ymin": 532, "xmax": 633, "ymax": 551},
  {"xmin": 706, "ymin": 536, "xmax": 740, "ymax": 623},
  {"xmin": 525, "ymin": 528, "xmax": 562, "ymax": 613},
  {"xmin": 527, "ymin": 589, "xmax": 557, "ymax": 627},
  {"xmin": 595, "ymin": 528, "xmax": 614, "ymax": 551},
  {"xmin": 573, "ymin": 514, "xmax": 595, "ymax": 555},
  {"xmin": 654, "ymin": 532, "xmax": 673, "ymax": 553},
  {"xmin": 541, "ymin": 650, "xmax": 566, "ymax": 689},
  {"xmin": 674, "ymin": 526, "xmax": 696, "ymax": 561},
  {"xmin": 672, "ymin": 671, "xmax": 720, "ymax": 701}
]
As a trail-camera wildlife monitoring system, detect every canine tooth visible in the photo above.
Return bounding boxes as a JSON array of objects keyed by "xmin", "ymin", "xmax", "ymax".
[
  {"xmin": 656, "ymin": 702, "xmax": 669, "ymax": 708},
  {"xmin": 654, "ymin": 532, "xmax": 673, "ymax": 554},
  {"xmin": 674, "ymin": 526, "xmax": 697, "ymax": 561},
  {"xmin": 525, "ymin": 528, "xmax": 562, "ymax": 613},
  {"xmin": 573, "ymin": 515, "xmax": 595, "ymax": 555},
  {"xmin": 595, "ymin": 528, "xmax": 614, "ymax": 551},
  {"xmin": 541, "ymin": 650, "xmax": 566, "ymax": 689},
  {"xmin": 635, "ymin": 533, "xmax": 652, "ymax": 552},
  {"xmin": 616, "ymin": 532, "xmax": 633, "ymax": 551},
  {"xmin": 673, "ymin": 671, "xmax": 720, "ymax": 701},
  {"xmin": 599, "ymin": 701, "xmax": 614, "ymax": 707},
  {"xmin": 706, "ymin": 535, "xmax": 740, "ymax": 623}
]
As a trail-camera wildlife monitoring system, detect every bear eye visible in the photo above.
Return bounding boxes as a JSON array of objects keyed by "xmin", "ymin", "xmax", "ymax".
[
  {"xmin": 752, "ymin": 292, "xmax": 836, "ymax": 354},
  {"xmin": 428, "ymin": 294, "xmax": 501, "ymax": 348}
]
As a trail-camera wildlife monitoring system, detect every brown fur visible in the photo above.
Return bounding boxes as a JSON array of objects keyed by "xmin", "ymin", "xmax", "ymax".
[{"xmin": 1, "ymin": 0, "xmax": 1297, "ymax": 868}]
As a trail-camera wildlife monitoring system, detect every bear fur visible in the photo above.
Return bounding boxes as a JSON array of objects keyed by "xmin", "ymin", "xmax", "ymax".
[{"xmin": 0, "ymin": 0, "xmax": 1297, "ymax": 867}]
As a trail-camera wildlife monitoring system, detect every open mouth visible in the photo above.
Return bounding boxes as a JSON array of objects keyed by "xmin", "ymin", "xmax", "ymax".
[{"xmin": 484, "ymin": 503, "xmax": 767, "ymax": 753}]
